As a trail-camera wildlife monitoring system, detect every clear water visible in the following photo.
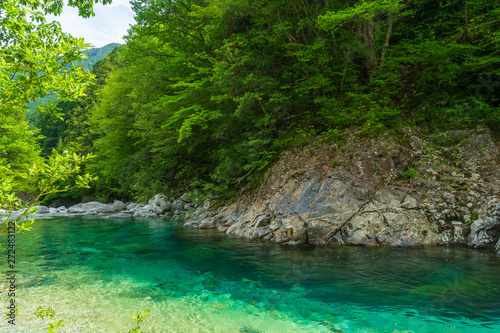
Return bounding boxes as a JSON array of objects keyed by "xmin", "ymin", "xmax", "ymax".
[{"xmin": 2, "ymin": 217, "xmax": 500, "ymax": 332}]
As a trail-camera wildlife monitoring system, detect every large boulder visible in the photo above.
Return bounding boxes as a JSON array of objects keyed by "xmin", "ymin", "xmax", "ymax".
[
  {"xmin": 127, "ymin": 202, "xmax": 138, "ymax": 211},
  {"xmin": 148, "ymin": 194, "xmax": 171, "ymax": 214},
  {"xmin": 56, "ymin": 206, "xmax": 67, "ymax": 213},
  {"xmin": 82, "ymin": 201, "xmax": 105, "ymax": 211},
  {"xmin": 171, "ymin": 199, "xmax": 185, "ymax": 211},
  {"xmin": 468, "ymin": 204, "xmax": 500, "ymax": 249},
  {"xmin": 33, "ymin": 206, "xmax": 49, "ymax": 214},
  {"xmin": 112, "ymin": 200, "xmax": 127, "ymax": 211},
  {"xmin": 96, "ymin": 204, "xmax": 116, "ymax": 214},
  {"xmin": 67, "ymin": 207, "xmax": 86, "ymax": 214}
]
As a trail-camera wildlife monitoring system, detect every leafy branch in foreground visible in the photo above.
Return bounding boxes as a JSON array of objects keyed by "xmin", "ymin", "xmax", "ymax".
[{"xmin": 0, "ymin": 150, "xmax": 97, "ymax": 242}]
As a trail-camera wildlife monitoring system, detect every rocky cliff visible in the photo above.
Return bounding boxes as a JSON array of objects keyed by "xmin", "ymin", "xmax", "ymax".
[{"xmin": 185, "ymin": 128, "xmax": 500, "ymax": 256}]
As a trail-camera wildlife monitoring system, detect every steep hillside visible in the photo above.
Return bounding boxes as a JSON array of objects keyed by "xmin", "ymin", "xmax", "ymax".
[
  {"xmin": 78, "ymin": 43, "xmax": 121, "ymax": 70},
  {"xmin": 186, "ymin": 128, "xmax": 500, "ymax": 256}
]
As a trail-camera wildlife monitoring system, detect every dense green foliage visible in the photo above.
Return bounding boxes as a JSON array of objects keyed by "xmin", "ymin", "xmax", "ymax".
[
  {"xmin": 26, "ymin": 43, "xmax": 121, "ymax": 112},
  {"xmin": 4, "ymin": 0, "xmax": 500, "ymax": 203},
  {"xmin": 29, "ymin": 43, "xmax": 121, "ymax": 156},
  {"xmin": 0, "ymin": 0, "xmax": 111, "ymax": 197}
]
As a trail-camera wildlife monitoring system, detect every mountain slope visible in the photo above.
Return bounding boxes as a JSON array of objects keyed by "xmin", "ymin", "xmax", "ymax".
[
  {"xmin": 79, "ymin": 43, "xmax": 121, "ymax": 70},
  {"xmin": 27, "ymin": 43, "xmax": 121, "ymax": 110}
]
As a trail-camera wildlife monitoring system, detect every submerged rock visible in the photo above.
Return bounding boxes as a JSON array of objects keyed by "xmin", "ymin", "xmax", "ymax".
[{"xmin": 239, "ymin": 327, "xmax": 265, "ymax": 333}]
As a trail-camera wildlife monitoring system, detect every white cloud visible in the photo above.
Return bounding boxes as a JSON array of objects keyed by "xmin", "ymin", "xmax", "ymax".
[{"xmin": 47, "ymin": 0, "xmax": 136, "ymax": 48}]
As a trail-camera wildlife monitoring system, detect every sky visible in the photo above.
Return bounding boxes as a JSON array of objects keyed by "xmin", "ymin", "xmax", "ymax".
[{"xmin": 47, "ymin": 0, "xmax": 136, "ymax": 48}]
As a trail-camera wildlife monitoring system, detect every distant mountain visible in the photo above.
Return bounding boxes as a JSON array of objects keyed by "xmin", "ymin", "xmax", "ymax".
[
  {"xmin": 27, "ymin": 43, "xmax": 121, "ymax": 111},
  {"xmin": 79, "ymin": 43, "xmax": 121, "ymax": 70}
]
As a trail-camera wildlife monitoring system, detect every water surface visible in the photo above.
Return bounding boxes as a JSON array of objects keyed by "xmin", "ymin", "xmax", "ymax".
[{"xmin": 2, "ymin": 217, "xmax": 499, "ymax": 332}]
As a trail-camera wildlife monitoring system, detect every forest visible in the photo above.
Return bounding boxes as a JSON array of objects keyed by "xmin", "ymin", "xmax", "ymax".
[{"xmin": 3, "ymin": 0, "xmax": 500, "ymax": 205}]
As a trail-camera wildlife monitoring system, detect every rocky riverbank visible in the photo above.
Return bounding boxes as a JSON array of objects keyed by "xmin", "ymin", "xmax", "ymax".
[
  {"xmin": 1, "ymin": 194, "xmax": 199, "ymax": 220},
  {"xmin": 184, "ymin": 128, "xmax": 500, "ymax": 257},
  {"xmin": 3, "ymin": 128, "xmax": 499, "ymax": 257}
]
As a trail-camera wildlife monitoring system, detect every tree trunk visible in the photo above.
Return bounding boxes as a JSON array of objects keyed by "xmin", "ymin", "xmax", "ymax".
[
  {"xmin": 464, "ymin": 0, "xmax": 469, "ymax": 40},
  {"xmin": 362, "ymin": 18, "xmax": 378, "ymax": 83},
  {"xmin": 380, "ymin": 12, "xmax": 394, "ymax": 63}
]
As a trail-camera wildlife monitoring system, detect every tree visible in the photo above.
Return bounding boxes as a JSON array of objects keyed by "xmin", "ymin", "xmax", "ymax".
[
  {"xmin": 317, "ymin": 0, "xmax": 407, "ymax": 83},
  {"xmin": 0, "ymin": 0, "xmax": 113, "ymax": 193},
  {"xmin": 55, "ymin": 0, "xmax": 499, "ymax": 203},
  {"xmin": 0, "ymin": 0, "xmax": 95, "ymax": 116}
]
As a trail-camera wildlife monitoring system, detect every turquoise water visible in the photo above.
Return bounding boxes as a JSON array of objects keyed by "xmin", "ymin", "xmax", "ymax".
[{"xmin": 2, "ymin": 217, "xmax": 500, "ymax": 332}]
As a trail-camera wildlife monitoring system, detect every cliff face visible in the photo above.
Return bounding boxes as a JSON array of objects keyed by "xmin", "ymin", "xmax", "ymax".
[{"xmin": 185, "ymin": 128, "xmax": 500, "ymax": 255}]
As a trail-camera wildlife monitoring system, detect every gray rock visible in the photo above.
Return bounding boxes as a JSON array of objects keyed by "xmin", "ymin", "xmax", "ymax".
[
  {"xmin": 183, "ymin": 129, "xmax": 500, "ymax": 253},
  {"xmin": 441, "ymin": 192, "xmax": 455, "ymax": 205},
  {"xmin": 34, "ymin": 206, "xmax": 49, "ymax": 214},
  {"xmin": 56, "ymin": 206, "xmax": 67, "ymax": 213},
  {"xmin": 253, "ymin": 214, "xmax": 271, "ymax": 228},
  {"xmin": 82, "ymin": 201, "xmax": 105, "ymax": 211},
  {"xmin": 96, "ymin": 204, "xmax": 116, "ymax": 214},
  {"xmin": 468, "ymin": 204, "xmax": 500, "ymax": 248},
  {"xmin": 203, "ymin": 198, "xmax": 217, "ymax": 210},
  {"xmin": 495, "ymin": 239, "xmax": 500, "ymax": 257},
  {"xmin": 173, "ymin": 209, "xmax": 185, "ymax": 216},
  {"xmin": 48, "ymin": 207, "xmax": 58, "ymax": 214},
  {"xmin": 171, "ymin": 199, "xmax": 185, "ymax": 211},
  {"xmin": 148, "ymin": 194, "xmax": 171, "ymax": 214},
  {"xmin": 184, "ymin": 203, "xmax": 196, "ymax": 210},
  {"xmin": 67, "ymin": 207, "xmax": 86, "ymax": 214},
  {"xmin": 199, "ymin": 220, "xmax": 215, "ymax": 229},
  {"xmin": 162, "ymin": 211, "xmax": 174, "ymax": 218},
  {"xmin": 133, "ymin": 210, "xmax": 158, "ymax": 218},
  {"xmin": 112, "ymin": 200, "xmax": 127, "ymax": 211}
]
